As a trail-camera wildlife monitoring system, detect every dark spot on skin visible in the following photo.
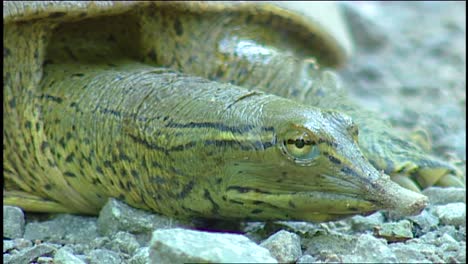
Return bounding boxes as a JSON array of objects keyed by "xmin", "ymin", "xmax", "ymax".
[
  {"xmin": 288, "ymin": 200, "xmax": 296, "ymax": 208},
  {"xmin": 173, "ymin": 18, "xmax": 183, "ymax": 35},
  {"xmin": 233, "ymin": 163, "xmax": 239, "ymax": 166},
  {"xmin": 91, "ymin": 177, "xmax": 102, "ymax": 185},
  {"xmin": 65, "ymin": 153, "xmax": 74, "ymax": 163},
  {"xmin": 177, "ymin": 180, "xmax": 195, "ymax": 199},
  {"xmin": 151, "ymin": 175, "xmax": 166, "ymax": 184},
  {"xmin": 83, "ymin": 138, "xmax": 91, "ymax": 145},
  {"xmin": 251, "ymin": 209, "xmax": 263, "ymax": 214},
  {"xmin": 47, "ymin": 159, "xmax": 57, "ymax": 167},
  {"xmin": 48, "ymin": 12, "xmax": 66, "ymax": 18},
  {"xmin": 238, "ymin": 171, "xmax": 243, "ymax": 174},
  {"xmin": 118, "ymin": 180, "xmax": 125, "ymax": 189},
  {"xmin": 103, "ymin": 160, "xmax": 113, "ymax": 168},
  {"xmin": 328, "ymin": 155, "xmax": 341, "ymax": 165},
  {"xmin": 40, "ymin": 141, "xmax": 49, "ymax": 152},
  {"xmin": 25, "ymin": 121, "xmax": 32, "ymax": 129},
  {"xmin": 63, "ymin": 171, "xmax": 77, "ymax": 177},
  {"xmin": 4, "ymin": 47, "xmax": 11, "ymax": 57},
  {"xmin": 107, "ymin": 34, "xmax": 116, "ymax": 42},
  {"xmin": 96, "ymin": 166, "xmax": 104, "ymax": 174},
  {"xmin": 147, "ymin": 49, "xmax": 157, "ymax": 62},
  {"xmin": 226, "ymin": 186, "xmax": 272, "ymax": 194},
  {"xmin": 72, "ymin": 73, "xmax": 84, "ymax": 77},
  {"xmin": 341, "ymin": 166, "xmax": 360, "ymax": 178},
  {"xmin": 66, "ymin": 132, "xmax": 73, "ymax": 140},
  {"xmin": 119, "ymin": 153, "xmax": 131, "ymax": 162},
  {"xmin": 58, "ymin": 137, "xmax": 66, "ymax": 148},
  {"xmin": 9, "ymin": 98, "xmax": 16, "ymax": 108},
  {"xmin": 204, "ymin": 189, "xmax": 220, "ymax": 214},
  {"xmin": 131, "ymin": 170, "xmax": 139, "ymax": 179}
]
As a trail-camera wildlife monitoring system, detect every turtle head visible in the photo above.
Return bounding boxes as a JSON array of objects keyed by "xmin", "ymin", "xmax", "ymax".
[{"xmin": 221, "ymin": 100, "xmax": 428, "ymax": 221}]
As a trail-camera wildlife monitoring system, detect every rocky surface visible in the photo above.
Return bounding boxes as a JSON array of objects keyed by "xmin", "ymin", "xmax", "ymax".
[{"xmin": 3, "ymin": 2, "xmax": 465, "ymax": 264}]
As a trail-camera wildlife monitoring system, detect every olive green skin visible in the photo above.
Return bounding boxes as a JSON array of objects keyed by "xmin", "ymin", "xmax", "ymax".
[{"xmin": 3, "ymin": 2, "xmax": 460, "ymax": 221}]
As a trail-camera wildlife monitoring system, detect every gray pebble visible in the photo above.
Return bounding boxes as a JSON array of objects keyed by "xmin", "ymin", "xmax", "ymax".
[
  {"xmin": 350, "ymin": 211, "xmax": 385, "ymax": 232},
  {"xmin": 3, "ymin": 240, "xmax": 15, "ymax": 253},
  {"xmin": 54, "ymin": 247, "xmax": 86, "ymax": 264},
  {"xmin": 304, "ymin": 232, "xmax": 356, "ymax": 256},
  {"xmin": 129, "ymin": 247, "xmax": 149, "ymax": 264},
  {"xmin": 296, "ymin": 254, "xmax": 317, "ymax": 263},
  {"xmin": 260, "ymin": 230, "xmax": 302, "ymax": 263},
  {"xmin": 24, "ymin": 214, "xmax": 98, "ymax": 244},
  {"xmin": 3, "ymin": 206, "xmax": 25, "ymax": 239},
  {"xmin": 88, "ymin": 249, "xmax": 122, "ymax": 264},
  {"xmin": 97, "ymin": 198, "xmax": 186, "ymax": 237},
  {"xmin": 150, "ymin": 228, "xmax": 277, "ymax": 263},
  {"xmin": 6, "ymin": 244, "xmax": 56, "ymax": 264},
  {"xmin": 374, "ymin": 220, "xmax": 414, "ymax": 242},
  {"xmin": 37, "ymin": 256, "xmax": 54, "ymax": 264},
  {"xmin": 342, "ymin": 234, "xmax": 397, "ymax": 263},
  {"xmin": 4, "ymin": 254, "xmax": 13, "ymax": 263},
  {"xmin": 107, "ymin": 231, "xmax": 140, "ymax": 255},
  {"xmin": 431, "ymin": 203, "xmax": 466, "ymax": 227},
  {"xmin": 423, "ymin": 187, "xmax": 466, "ymax": 205},
  {"xmin": 389, "ymin": 242, "xmax": 442, "ymax": 263},
  {"xmin": 407, "ymin": 210, "xmax": 439, "ymax": 234},
  {"xmin": 13, "ymin": 238, "xmax": 33, "ymax": 250}
]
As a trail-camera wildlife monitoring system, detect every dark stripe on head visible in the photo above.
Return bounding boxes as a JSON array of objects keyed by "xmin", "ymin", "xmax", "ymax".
[{"xmin": 226, "ymin": 186, "xmax": 272, "ymax": 194}]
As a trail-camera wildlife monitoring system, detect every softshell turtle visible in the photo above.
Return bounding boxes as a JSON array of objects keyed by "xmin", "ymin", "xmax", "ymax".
[{"xmin": 3, "ymin": 1, "xmax": 463, "ymax": 222}]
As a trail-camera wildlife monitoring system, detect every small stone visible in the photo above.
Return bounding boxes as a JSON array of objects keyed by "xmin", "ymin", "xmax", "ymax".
[
  {"xmin": 6, "ymin": 244, "xmax": 56, "ymax": 264},
  {"xmin": 107, "ymin": 231, "xmax": 140, "ymax": 255},
  {"xmin": 3, "ymin": 206, "xmax": 25, "ymax": 239},
  {"xmin": 37, "ymin": 256, "xmax": 54, "ymax": 264},
  {"xmin": 350, "ymin": 211, "xmax": 385, "ymax": 231},
  {"xmin": 342, "ymin": 234, "xmax": 397, "ymax": 263},
  {"xmin": 13, "ymin": 238, "xmax": 33, "ymax": 250},
  {"xmin": 390, "ymin": 242, "xmax": 441, "ymax": 263},
  {"xmin": 260, "ymin": 230, "xmax": 302, "ymax": 263},
  {"xmin": 296, "ymin": 254, "xmax": 317, "ymax": 263},
  {"xmin": 97, "ymin": 198, "xmax": 186, "ymax": 237},
  {"xmin": 88, "ymin": 249, "xmax": 122, "ymax": 264},
  {"xmin": 24, "ymin": 214, "xmax": 98, "ymax": 244},
  {"xmin": 431, "ymin": 203, "xmax": 466, "ymax": 226},
  {"xmin": 304, "ymin": 232, "xmax": 357, "ymax": 256},
  {"xmin": 407, "ymin": 209, "xmax": 439, "ymax": 234},
  {"xmin": 129, "ymin": 247, "xmax": 149, "ymax": 264},
  {"xmin": 4, "ymin": 240, "xmax": 15, "ymax": 253},
  {"xmin": 54, "ymin": 247, "xmax": 86, "ymax": 264},
  {"xmin": 423, "ymin": 187, "xmax": 466, "ymax": 205},
  {"xmin": 374, "ymin": 220, "xmax": 413, "ymax": 242},
  {"xmin": 4, "ymin": 254, "xmax": 13, "ymax": 263},
  {"xmin": 150, "ymin": 228, "xmax": 277, "ymax": 263}
]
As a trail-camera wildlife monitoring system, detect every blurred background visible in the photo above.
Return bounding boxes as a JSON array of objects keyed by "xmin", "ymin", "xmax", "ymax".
[{"xmin": 338, "ymin": 1, "xmax": 466, "ymax": 176}]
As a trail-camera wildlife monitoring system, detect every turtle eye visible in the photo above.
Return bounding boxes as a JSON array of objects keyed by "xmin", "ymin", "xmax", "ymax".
[{"xmin": 282, "ymin": 130, "xmax": 319, "ymax": 162}]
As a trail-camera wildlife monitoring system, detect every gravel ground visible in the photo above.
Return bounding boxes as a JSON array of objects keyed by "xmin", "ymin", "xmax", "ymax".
[{"xmin": 3, "ymin": 2, "xmax": 466, "ymax": 264}]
